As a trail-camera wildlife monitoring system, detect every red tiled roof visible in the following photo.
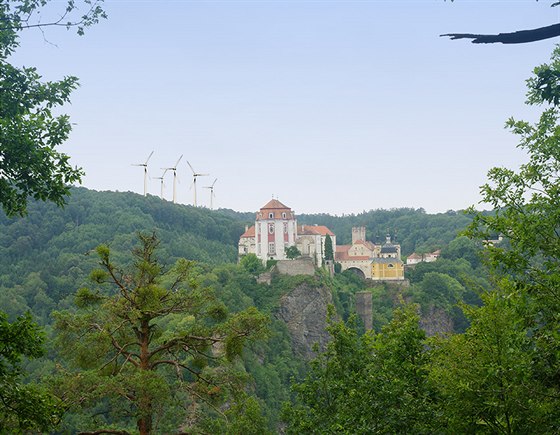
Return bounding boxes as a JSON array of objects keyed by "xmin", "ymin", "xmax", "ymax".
[
  {"xmin": 300, "ymin": 225, "xmax": 334, "ymax": 236},
  {"xmin": 354, "ymin": 240, "xmax": 376, "ymax": 251},
  {"xmin": 260, "ymin": 199, "xmax": 291, "ymax": 211},
  {"xmin": 240, "ymin": 225, "xmax": 255, "ymax": 238},
  {"xmin": 256, "ymin": 199, "xmax": 295, "ymax": 220},
  {"xmin": 335, "ymin": 245, "xmax": 371, "ymax": 261},
  {"xmin": 335, "ymin": 252, "xmax": 371, "ymax": 262},
  {"xmin": 408, "ymin": 253, "xmax": 422, "ymax": 259}
]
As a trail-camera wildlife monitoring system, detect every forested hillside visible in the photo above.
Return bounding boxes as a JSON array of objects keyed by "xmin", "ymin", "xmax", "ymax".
[
  {"xmin": 0, "ymin": 187, "xmax": 475, "ymax": 324},
  {"xmin": 299, "ymin": 209, "xmax": 472, "ymax": 255},
  {"xmin": 0, "ymin": 188, "xmax": 249, "ymax": 321},
  {"xmin": 2, "ymin": 0, "xmax": 559, "ymax": 431},
  {"xmin": 0, "ymin": 186, "xmax": 488, "ymax": 431}
]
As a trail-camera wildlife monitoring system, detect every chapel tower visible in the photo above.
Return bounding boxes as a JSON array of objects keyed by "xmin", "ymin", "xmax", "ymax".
[{"xmin": 255, "ymin": 199, "xmax": 297, "ymax": 262}]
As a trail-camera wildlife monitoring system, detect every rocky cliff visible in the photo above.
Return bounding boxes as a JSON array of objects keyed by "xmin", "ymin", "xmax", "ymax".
[
  {"xmin": 276, "ymin": 283, "xmax": 332, "ymax": 359},
  {"xmin": 419, "ymin": 305, "xmax": 454, "ymax": 336}
]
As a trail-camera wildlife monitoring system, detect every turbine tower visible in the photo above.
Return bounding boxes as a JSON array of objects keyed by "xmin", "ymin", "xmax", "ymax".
[
  {"xmin": 187, "ymin": 161, "xmax": 209, "ymax": 207},
  {"xmin": 203, "ymin": 178, "xmax": 217, "ymax": 210},
  {"xmin": 153, "ymin": 169, "xmax": 168, "ymax": 200},
  {"xmin": 132, "ymin": 151, "xmax": 154, "ymax": 196},
  {"xmin": 162, "ymin": 155, "xmax": 183, "ymax": 204}
]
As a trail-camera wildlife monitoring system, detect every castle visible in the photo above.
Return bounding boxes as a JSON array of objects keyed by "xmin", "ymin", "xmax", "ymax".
[
  {"xmin": 238, "ymin": 199, "xmax": 335, "ymax": 267},
  {"xmin": 238, "ymin": 200, "xmax": 404, "ymax": 281},
  {"xmin": 335, "ymin": 226, "xmax": 404, "ymax": 280}
]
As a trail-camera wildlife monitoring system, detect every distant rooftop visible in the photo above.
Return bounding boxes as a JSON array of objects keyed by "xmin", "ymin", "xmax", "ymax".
[{"xmin": 260, "ymin": 199, "xmax": 291, "ymax": 210}]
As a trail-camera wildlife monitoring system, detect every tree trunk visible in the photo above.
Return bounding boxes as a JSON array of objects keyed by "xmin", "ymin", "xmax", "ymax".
[
  {"xmin": 137, "ymin": 415, "xmax": 152, "ymax": 435},
  {"xmin": 137, "ymin": 318, "xmax": 152, "ymax": 435}
]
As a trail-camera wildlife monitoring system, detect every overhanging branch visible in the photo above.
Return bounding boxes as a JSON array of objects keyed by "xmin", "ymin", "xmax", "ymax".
[{"xmin": 441, "ymin": 23, "xmax": 560, "ymax": 44}]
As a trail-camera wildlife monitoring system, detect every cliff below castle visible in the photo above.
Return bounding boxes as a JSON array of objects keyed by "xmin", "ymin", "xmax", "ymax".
[{"xmin": 276, "ymin": 282, "xmax": 333, "ymax": 359}]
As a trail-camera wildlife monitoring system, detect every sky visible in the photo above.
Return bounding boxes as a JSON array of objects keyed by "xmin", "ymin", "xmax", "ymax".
[{"xmin": 10, "ymin": 0, "xmax": 560, "ymax": 215}]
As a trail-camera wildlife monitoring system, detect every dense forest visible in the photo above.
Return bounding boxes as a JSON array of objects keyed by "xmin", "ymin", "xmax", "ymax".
[
  {"xmin": 1, "ymin": 186, "xmax": 489, "ymax": 432},
  {"xmin": 0, "ymin": 186, "xmax": 476, "ymax": 323},
  {"xmin": 2, "ymin": 1, "xmax": 560, "ymax": 432}
]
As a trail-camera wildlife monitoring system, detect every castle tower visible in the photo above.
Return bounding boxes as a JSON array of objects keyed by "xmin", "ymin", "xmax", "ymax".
[
  {"xmin": 255, "ymin": 199, "xmax": 297, "ymax": 262},
  {"xmin": 352, "ymin": 226, "xmax": 366, "ymax": 244}
]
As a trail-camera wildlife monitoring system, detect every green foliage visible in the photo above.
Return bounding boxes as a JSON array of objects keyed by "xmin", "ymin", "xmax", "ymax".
[
  {"xmin": 239, "ymin": 253, "xmax": 265, "ymax": 275},
  {"xmin": 299, "ymin": 208, "xmax": 471, "ymax": 255},
  {"xmin": 527, "ymin": 46, "xmax": 560, "ymax": 106},
  {"xmin": 431, "ymin": 283, "xmax": 559, "ymax": 433},
  {"xmin": 441, "ymin": 235, "xmax": 482, "ymax": 269},
  {"xmin": 285, "ymin": 245, "xmax": 301, "ymax": 260},
  {"xmin": 0, "ymin": 188, "xmax": 246, "ymax": 314},
  {"xmin": 410, "ymin": 272, "xmax": 465, "ymax": 312},
  {"xmin": 0, "ymin": 311, "xmax": 62, "ymax": 432},
  {"xmin": 53, "ymin": 233, "xmax": 268, "ymax": 434},
  {"xmin": 324, "ymin": 235, "xmax": 334, "ymax": 261},
  {"xmin": 284, "ymin": 304, "xmax": 440, "ymax": 434},
  {"xmin": 266, "ymin": 259, "xmax": 278, "ymax": 270},
  {"xmin": 0, "ymin": 1, "xmax": 106, "ymax": 216},
  {"xmin": 466, "ymin": 46, "xmax": 560, "ymax": 399}
]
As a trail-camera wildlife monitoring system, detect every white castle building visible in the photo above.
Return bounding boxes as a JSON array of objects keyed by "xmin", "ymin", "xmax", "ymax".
[{"xmin": 238, "ymin": 199, "xmax": 335, "ymax": 266}]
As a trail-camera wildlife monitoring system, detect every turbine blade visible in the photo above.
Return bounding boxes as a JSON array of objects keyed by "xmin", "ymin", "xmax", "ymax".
[
  {"xmin": 144, "ymin": 150, "xmax": 154, "ymax": 165},
  {"xmin": 187, "ymin": 160, "xmax": 195, "ymax": 174},
  {"xmin": 211, "ymin": 178, "xmax": 217, "ymax": 187},
  {"xmin": 175, "ymin": 154, "xmax": 183, "ymax": 168}
]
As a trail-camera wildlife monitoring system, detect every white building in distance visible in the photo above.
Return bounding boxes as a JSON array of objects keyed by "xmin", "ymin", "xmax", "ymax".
[{"xmin": 238, "ymin": 199, "xmax": 335, "ymax": 266}]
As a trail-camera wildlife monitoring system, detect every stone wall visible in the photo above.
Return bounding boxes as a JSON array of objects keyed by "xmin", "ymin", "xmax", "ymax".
[
  {"xmin": 275, "ymin": 258, "xmax": 315, "ymax": 276},
  {"xmin": 355, "ymin": 291, "xmax": 373, "ymax": 331}
]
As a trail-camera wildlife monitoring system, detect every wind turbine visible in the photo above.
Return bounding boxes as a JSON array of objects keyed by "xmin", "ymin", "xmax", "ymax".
[
  {"xmin": 203, "ymin": 178, "xmax": 217, "ymax": 210},
  {"xmin": 187, "ymin": 161, "xmax": 209, "ymax": 207},
  {"xmin": 162, "ymin": 155, "xmax": 183, "ymax": 204},
  {"xmin": 132, "ymin": 151, "xmax": 154, "ymax": 196},
  {"xmin": 153, "ymin": 169, "xmax": 168, "ymax": 200}
]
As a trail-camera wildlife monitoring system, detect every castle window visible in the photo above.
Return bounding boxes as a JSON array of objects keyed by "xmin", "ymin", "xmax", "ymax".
[
  {"xmin": 282, "ymin": 212, "xmax": 286, "ymax": 219},
  {"xmin": 388, "ymin": 263, "xmax": 394, "ymax": 268},
  {"xmin": 269, "ymin": 212, "xmax": 274, "ymax": 219},
  {"xmin": 268, "ymin": 223, "xmax": 275, "ymax": 234},
  {"xmin": 268, "ymin": 242, "xmax": 275, "ymax": 254},
  {"xmin": 283, "ymin": 222, "xmax": 288, "ymax": 233}
]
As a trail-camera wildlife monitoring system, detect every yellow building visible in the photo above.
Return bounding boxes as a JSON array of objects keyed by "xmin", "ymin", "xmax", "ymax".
[
  {"xmin": 371, "ymin": 258, "xmax": 405, "ymax": 280},
  {"xmin": 335, "ymin": 228, "xmax": 405, "ymax": 281}
]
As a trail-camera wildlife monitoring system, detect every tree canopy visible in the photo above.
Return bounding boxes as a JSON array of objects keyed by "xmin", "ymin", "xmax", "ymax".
[
  {"xmin": 0, "ymin": 311, "xmax": 61, "ymax": 432},
  {"xmin": 465, "ymin": 46, "xmax": 560, "ymax": 411},
  {"xmin": 54, "ymin": 233, "xmax": 268, "ymax": 434},
  {"xmin": 0, "ymin": 1, "xmax": 106, "ymax": 216}
]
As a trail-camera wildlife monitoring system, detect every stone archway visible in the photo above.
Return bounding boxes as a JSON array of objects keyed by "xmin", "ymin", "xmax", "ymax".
[{"xmin": 347, "ymin": 267, "xmax": 366, "ymax": 280}]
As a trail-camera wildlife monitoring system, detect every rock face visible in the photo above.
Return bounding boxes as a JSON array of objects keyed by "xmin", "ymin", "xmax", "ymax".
[
  {"xmin": 355, "ymin": 291, "xmax": 373, "ymax": 331},
  {"xmin": 419, "ymin": 305, "xmax": 454, "ymax": 336},
  {"xmin": 276, "ymin": 283, "xmax": 332, "ymax": 359}
]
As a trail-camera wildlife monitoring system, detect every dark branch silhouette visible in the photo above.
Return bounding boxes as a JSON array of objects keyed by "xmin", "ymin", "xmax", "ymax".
[{"xmin": 441, "ymin": 23, "xmax": 560, "ymax": 44}]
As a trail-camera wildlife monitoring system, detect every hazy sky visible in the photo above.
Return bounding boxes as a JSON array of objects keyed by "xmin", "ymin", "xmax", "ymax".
[{"xmin": 11, "ymin": 0, "xmax": 560, "ymax": 215}]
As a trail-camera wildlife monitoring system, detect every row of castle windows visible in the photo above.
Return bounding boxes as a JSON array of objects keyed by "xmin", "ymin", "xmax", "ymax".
[
  {"xmin": 268, "ymin": 222, "xmax": 289, "ymax": 234},
  {"xmin": 267, "ymin": 212, "xmax": 288, "ymax": 219}
]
